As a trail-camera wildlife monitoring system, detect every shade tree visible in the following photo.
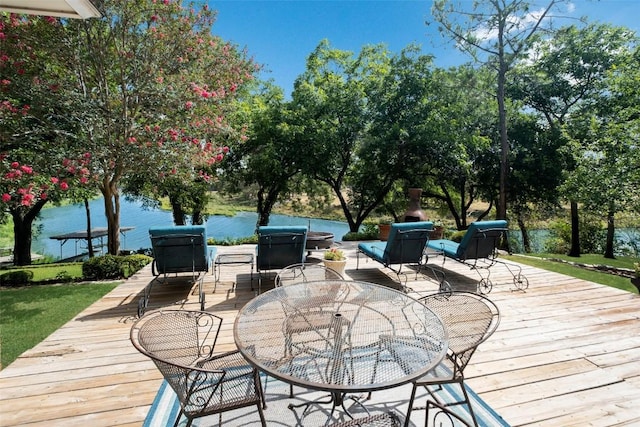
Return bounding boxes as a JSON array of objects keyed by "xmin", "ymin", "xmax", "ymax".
[
  {"xmin": 431, "ymin": 0, "xmax": 570, "ymax": 222},
  {"xmin": 1, "ymin": 14, "xmax": 96, "ymax": 265},
  {"xmin": 61, "ymin": 0, "xmax": 256, "ymax": 253},
  {"xmin": 510, "ymin": 23, "xmax": 638, "ymax": 256}
]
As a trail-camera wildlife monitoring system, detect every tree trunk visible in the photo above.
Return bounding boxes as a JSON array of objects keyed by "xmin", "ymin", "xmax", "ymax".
[
  {"xmin": 604, "ymin": 207, "xmax": 615, "ymax": 259},
  {"xmin": 517, "ymin": 212, "xmax": 531, "ymax": 253},
  {"xmin": 84, "ymin": 199, "xmax": 94, "ymax": 258},
  {"xmin": 169, "ymin": 195, "xmax": 186, "ymax": 226},
  {"xmin": 497, "ymin": 24, "xmax": 509, "ymax": 222},
  {"xmin": 256, "ymin": 186, "xmax": 279, "ymax": 229},
  {"xmin": 10, "ymin": 199, "xmax": 47, "ymax": 266},
  {"xmin": 568, "ymin": 200, "xmax": 580, "ymax": 257},
  {"xmin": 102, "ymin": 183, "xmax": 121, "ymax": 255}
]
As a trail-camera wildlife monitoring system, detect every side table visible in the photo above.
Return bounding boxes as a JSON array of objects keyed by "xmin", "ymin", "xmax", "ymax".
[{"xmin": 213, "ymin": 253, "xmax": 254, "ymax": 292}]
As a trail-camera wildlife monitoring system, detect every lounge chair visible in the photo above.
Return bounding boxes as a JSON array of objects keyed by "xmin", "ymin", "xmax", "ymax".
[
  {"xmin": 140, "ymin": 225, "xmax": 216, "ymax": 316},
  {"xmin": 425, "ymin": 220, "xmax": 528, "ymax": 294},
  {"xmin": 356, "ymin": 221, "xmax": 448, "ymax": 292},
  {"xmin": 256, "ymin": 225, "xmax": 307, "ymax": 294}
]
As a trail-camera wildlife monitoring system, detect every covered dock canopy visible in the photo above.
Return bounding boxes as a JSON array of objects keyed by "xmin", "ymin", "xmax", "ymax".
[{"xmin": 50, "ymin": 227, "xmax": 134, "ymax": 261}]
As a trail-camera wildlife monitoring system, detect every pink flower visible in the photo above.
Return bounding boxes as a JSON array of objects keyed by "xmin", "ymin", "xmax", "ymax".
[
  {"xmin": 1, "ymin": 193, "xmax": 11, "ymax": 202},
  {"xmin": 20, "ymin": 165, "xmax": 32, "ymax": 174},
  {"xmin": 51, "ymin": 177, "xmax": 59, "ymax": 184},
  {"xmin": 21, "ymin": 193, "xmax": 34, "ymax": 206},
  {"xmin": 60, "ymin": 182, "xmax": 69, "ymax": 190},
  {"xmin": 10, "ymin": 161, "xmax": 19, "ymax": 169},
  {"xmin": 185, "ymin": 101, "xmax": 193, "ymax": 109}
]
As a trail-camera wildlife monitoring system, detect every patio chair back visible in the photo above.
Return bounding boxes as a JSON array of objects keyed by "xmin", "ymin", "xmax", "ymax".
[
  {"xmin": 383, "ymin": 222, "xmax": 433, "ymax": 265},
  {"xmin": 149, "ymin": 225, "xmax": 213, "ymax": 275},
  {"xmin": 420, "ymin": 291, "xmax": 500, "ymax": 376},
  {"xmin": 130, "ymin": 310, "xmax": 266, "ymax": 427},
  {"xmin": 275, "ymin": 263, "xmax": 343, "ymax": 287},
  {"xmin": 455, "ymin": 220, "xmax": 507, "ymax": 261},
  {"xmin": 256, "ymin": 226, "xmax": 307, "ymax": 271}
]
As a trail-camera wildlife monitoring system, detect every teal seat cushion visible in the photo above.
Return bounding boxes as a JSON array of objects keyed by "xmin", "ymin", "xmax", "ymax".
[
  {"xmin": 426, "ymin": 239, "xmax": 459, "ymax": 258},
  {"xmin": 357, "ymin": 241, "xmax": 387, "ymax": 264}
]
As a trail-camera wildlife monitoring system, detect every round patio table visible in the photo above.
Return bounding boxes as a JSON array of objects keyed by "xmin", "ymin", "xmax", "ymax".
[{"xmin": 233, "ymin": 280, "xmax": 448, "ymax": 418}]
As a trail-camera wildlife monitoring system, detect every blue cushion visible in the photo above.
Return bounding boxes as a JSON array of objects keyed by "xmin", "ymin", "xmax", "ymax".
[
  {"xmin": 357, "ymin": 241, "xmax": 387, "ymax": 264},
  {"xmin": 359, "ymin": 221, "xmax": 433, "ymax": 266},
  {"xmin": 426, "ymin": 239, "xmax": 460, "ymax": 258}
]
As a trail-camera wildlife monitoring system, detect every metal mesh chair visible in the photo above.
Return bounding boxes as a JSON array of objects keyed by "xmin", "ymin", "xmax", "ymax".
[
  {"xmin": 397, "ymin": 291, "xmax": 500, "ymax": 427},
  {"xmin": 426, "ymin": 400, "xmax": 473, "ymax": 426},
  {"xmin": 275, "ymin": 262, "xmax": 344, "ymax": 287},
  {"xmin": 327, "ymin": 412, "xmax": 402, "ymax": 427},
  {"xmin": 275, "ymin": 263, "xmax": 344, "ymax": 397},
  {"xmin": 130, "ymin": 310, "xmax": 266, "ymax": 427}
]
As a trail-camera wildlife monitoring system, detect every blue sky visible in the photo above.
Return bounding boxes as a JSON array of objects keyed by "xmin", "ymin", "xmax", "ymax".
[{"xmin": 208, "ymin": 1, "xmax": 640, "ymax": 96}]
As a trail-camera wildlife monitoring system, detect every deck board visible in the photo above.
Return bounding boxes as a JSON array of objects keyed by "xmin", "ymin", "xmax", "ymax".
[{"xmin": 1, "ymin": 242, "xmax": 639, "ymax": 426}]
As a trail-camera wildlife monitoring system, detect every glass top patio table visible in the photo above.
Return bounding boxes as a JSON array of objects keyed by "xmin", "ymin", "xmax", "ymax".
[{"xmin": 233, "ymin": 280, "xmax": 448, "ymax": 396}]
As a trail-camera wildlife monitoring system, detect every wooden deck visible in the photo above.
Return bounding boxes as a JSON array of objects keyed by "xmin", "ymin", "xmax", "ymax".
[{"xmin": 1, "ymin": 242, "xmax": 639, "ymax": 426}]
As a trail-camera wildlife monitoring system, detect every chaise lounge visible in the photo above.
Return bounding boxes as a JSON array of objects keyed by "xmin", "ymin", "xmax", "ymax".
[
  {"xmin": 140, "ymin": 225, "xmax": 216, "ymax": 316},
  {"xmin": 425, "ymin": 220, "xmax": 528, "ymax": 294}
]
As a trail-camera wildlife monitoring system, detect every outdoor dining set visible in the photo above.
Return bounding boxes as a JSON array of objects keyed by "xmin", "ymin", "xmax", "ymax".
[{"xmin": 130, "ymin": 221, "xmax": 513, "ymax": 426}]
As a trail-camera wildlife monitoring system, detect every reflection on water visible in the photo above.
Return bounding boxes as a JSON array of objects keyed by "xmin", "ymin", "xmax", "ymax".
[{"xmin": 33, "ymin": 198, "xmax": 351, "ymax": 260}]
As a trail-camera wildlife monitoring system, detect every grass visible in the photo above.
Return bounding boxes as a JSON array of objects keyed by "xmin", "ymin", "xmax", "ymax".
[
  {"xmin": 524, "ymin": 253, "xmax": 636, "ymax": 270},
  {"xmin": 0, "ymin": 282, "xmax": 119, "ymax": 369},
  {"xmin": 506, "ymin": 253, "xmax": 638, "ymax": 294},
  {"xmin": 1, "ymin": 262, "xmax": 84, "ymax": 282}
]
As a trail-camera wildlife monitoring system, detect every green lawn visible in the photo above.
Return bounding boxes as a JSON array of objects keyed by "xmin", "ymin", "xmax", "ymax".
[
  {"xmin": 506, "ymin": 253, "xmax": 638, "ymax": 294},
  {"xmin": 0, "ymin": 282, "xmax": 119, "ymax": 369}
]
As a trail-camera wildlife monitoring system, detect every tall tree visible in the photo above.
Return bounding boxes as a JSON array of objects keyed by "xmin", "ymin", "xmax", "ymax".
[
  {"xmin": 62, "ymin": 0, "xmax": 255, "ymax": 253},
  {"xmin": 293, "ymin": 41, "xmax": 437, "ymax": 232},
  {"xmin": 1, "ymin": 14, "xmax": 93, "ymax": 265},
  {"xmin": 412, "ymin": 65, "xmax": 499, "ymax": 230},
  {"xmin": 431, "ymin": 0, "xmax": 565, "ymax": 221},
  {"xmin": 511, "ymin": 23, "xmax": 637, "ymax": 256},
  {"xmin": 221, "ymin": 82, "xmax": 303, "ymax": 228}
]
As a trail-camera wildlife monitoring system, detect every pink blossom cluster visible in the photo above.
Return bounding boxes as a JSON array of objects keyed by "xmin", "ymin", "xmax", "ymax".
[{"xmin": 1, "ymin": 153, "xmax": 92, "ymax": 208}]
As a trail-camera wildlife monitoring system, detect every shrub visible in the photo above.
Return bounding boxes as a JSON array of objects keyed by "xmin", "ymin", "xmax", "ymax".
[
  {"xmin": 82, "ymin": 254, "xmax": 151, "ymax": 280},
  {"xmin": 449, "ymin": 230, "xmax": 466, "ymax": 243},
  {"xmin": 0, "ymin": 270, "xmax": 34, "ymax": 287},
  {"xmin": 544, "ymin": 217, "xmax": 606, "ymax": 254}
]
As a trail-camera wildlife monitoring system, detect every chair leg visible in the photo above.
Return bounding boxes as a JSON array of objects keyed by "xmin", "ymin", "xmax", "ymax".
[
  {"xmin": 404, "ymin": 383, "xmax": 419, "ymax": 427},
  {"xmin": 458, "ymin": 382, "xmax": 479, "ymax": 427}
]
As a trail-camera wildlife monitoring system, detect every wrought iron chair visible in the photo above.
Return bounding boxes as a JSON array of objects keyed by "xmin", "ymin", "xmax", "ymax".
[
  {"xmin": 130, "ymin": 310, "xmax": 266, "ymax": 427},
  {"xmin": 426, "ymin": 400, "xmax": 473, "ymax": 427},
  {"xmin": 327, "ymin": 412, "xmax": 402, "ymax": 427},
  {"xmin": 275, "ymin": 262, "xmax": 344, "ymax": 287},
  {"xmin": 356, "ymin": 222, "xmax": 448, "ymax": 292},
  {"xmin": 381, "ymin": 291, "xmax": 500, "ymax": 427},
  {"xmin": 275, "ymin": 263, "xmax": 344, "ymax": 397},
  {"xmin": 425, "ymin": 220, "xmax": 528, "ymax": 294},
  {"xmin": 256, "ymin": 226, "xmax": 308, "ymax": 294}
]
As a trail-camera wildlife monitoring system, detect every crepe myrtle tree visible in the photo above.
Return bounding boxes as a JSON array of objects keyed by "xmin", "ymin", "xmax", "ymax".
[
  {"xmin": 0, "ymin": 154, "xmax": 93, "ymax": 265},
  {"xmin": 61, "ymin": 0, "xmax": 256, "ymax": 254},
  {"xmin": 1, "ymin": 14, "xmax": 98, "ymax": 265}
]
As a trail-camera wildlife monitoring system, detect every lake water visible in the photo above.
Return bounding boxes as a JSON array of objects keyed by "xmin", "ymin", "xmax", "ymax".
[
  {"xmin": 33, "ymin": 198, "xmax": 351, "ymax": 260},
  {"xmin": 31, "ymin": 198, "xmax": 638, "ymax": 260}
]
